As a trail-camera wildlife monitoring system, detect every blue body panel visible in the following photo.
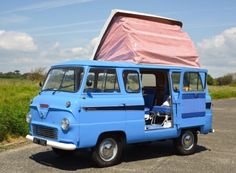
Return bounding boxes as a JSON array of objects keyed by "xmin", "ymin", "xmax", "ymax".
[{"xmin": 28, "ymin": 60, "xmax": 212, "ymax": 149}]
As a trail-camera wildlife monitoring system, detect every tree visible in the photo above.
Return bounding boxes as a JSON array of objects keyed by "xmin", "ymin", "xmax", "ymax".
[
  {"xmin": 14, "ymin": 70, "xmax": 20, "ymax": 74},
  {"xmin": 207, "ymin": 74, "xmax": 214, "ymax": 85},
  {"xmin": 28, "ymin": 67, "xmax": 46, "ymax": 82},
  {"xmin": 216, "ymin": 74, "xmax": 233, "ymax": 86}
]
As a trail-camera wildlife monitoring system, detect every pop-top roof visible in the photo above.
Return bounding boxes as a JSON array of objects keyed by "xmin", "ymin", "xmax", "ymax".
[{"xmin": 92, "ymin": 9, "xmax": 200, "ymax": 68}]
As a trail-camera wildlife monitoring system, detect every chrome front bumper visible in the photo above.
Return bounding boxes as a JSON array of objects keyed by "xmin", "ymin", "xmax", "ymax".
[{"xmin": 26, "ymin": 135, "xmax": 76, "ymax": 150}]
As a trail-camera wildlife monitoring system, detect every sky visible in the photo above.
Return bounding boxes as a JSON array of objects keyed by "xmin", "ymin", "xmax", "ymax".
[{"xmin": 0, "ymin": 0, "xmax": 236, "ymax": 77}]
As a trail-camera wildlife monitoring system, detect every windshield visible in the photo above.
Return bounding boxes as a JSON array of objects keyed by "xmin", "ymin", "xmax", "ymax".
[{"xmin": 42, "ymin": 67, "xmax": 83, "ymax": 92}]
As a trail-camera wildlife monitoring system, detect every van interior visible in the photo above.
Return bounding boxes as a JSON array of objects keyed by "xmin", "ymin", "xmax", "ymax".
[{"xmin": 140, "ymin": 69, "xmax": 172, "ymax": 130}]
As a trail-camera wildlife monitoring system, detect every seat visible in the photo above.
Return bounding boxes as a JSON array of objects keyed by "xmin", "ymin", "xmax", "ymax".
[
  {"xmin": 143, "ymin": 94, "xmax": 155, "ymax": 109},
  {"xmin": 143, "ymin": 87, "xmax": 157, "ymax": 110}
]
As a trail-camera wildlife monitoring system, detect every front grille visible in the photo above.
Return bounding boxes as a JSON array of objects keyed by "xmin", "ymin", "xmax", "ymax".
[{"xmin": 33, "ymin": 125, "xmax": 58, "ymax": 139}]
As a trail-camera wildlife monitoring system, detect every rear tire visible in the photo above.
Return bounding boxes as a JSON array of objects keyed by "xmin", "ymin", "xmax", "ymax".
[
  {"xmin": 92, "ymin": 135, "xmax": 124, "ymax": 167},
  {"xmin": 52, "ymin": 147, "xmax": 75, "ymax": 157},
  {"xmin": 174, "ymin": 129, "xmax": 198, "ymax": 155}
]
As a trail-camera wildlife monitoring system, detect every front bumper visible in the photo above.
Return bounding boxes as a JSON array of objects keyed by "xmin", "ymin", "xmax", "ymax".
[{"xmin": 26, "ymin": 135, "xmax": 76, "ymax": 150}]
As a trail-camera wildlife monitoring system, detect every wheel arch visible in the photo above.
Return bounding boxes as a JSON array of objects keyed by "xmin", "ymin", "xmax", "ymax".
[
  {"xmin": 178, "ymin": 126, "xmax": 201, "ymax": 137},
  {"xmin": 97, "ymin": 131, "xmax": 127, "ymax": 144}
]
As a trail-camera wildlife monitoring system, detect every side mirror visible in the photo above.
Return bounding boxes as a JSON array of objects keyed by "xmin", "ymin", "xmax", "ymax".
[
  {"xmin": 39, "ymin": 82, "xmax": 43, "ymax": 88},
  {"xmin": 86, "ymin": 80, "xmax": 93, "ymax": 87}
]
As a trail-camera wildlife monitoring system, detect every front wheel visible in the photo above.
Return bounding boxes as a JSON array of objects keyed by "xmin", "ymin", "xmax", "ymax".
[
  {"xmin": 92, "ymin": 135, "xmax": 124, "ymax": 167},
  {"xmin": 174, "ymin": 129, "xmax": 198, "ymax": 155}
]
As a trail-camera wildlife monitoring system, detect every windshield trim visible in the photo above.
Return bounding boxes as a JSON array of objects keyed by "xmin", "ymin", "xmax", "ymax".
[{"xmin": 41, "ymin": 67, "xmax": 84, "ymax": 93}]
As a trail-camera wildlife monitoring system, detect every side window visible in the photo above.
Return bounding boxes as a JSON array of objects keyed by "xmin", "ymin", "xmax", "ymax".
[
  {"xmin": 84, "ymin": 68, "xmax": 120, "ymax": 93},
  {"xmin": 183, "ymin": 72, "xmax": 204, "ymax": 92},
  {"xmin": 171, "ymin": 72, "xmax": 181, "ymax": 92},
  {"xmin": 123, "ymin": 70, "xmax": 140, "ymax": 93},
  {"xmin": 141, "ymin": 73, "xmax": 156, "ymax": 87}
]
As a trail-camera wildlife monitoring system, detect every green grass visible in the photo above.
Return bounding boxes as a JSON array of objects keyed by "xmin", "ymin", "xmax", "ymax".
[
  {"xmin": 209, "ymin": 85, "xmax": 236, "ymax": 99},
  {"xmin": 0, "ymin": 79, "xmax": 38, "ymax": 142}
]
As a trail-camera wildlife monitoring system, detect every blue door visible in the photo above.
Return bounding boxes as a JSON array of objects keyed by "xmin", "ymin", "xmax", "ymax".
[
  {"xmin": 179, "ymin": 71, "xmax": 206, "ymax": 128},
  {"xmin": 79, "ymin": 67, "xmax": 126, "ymax": 147}
]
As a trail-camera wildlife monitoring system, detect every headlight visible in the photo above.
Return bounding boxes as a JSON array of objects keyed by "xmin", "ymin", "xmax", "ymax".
[
  {"xmin": 61, "ymin": 118, "xmax": 70, "ymax": 131},
  {"xmin": 26, "ymin": 112, "xmax": 32, "ymax": 123}
]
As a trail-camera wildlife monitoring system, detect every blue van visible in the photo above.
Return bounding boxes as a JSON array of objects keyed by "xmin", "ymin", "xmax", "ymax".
[{"xmin": 26, "ymin": 60, "xmax": 213, "ymax": 167}]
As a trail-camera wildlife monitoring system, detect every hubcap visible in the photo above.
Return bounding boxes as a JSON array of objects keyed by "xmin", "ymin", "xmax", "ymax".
[
  {"xmin": 99, "ymin": 138, "xmax": 118, "ymax": 162},
  {"xmin": 181, "ymin": 132, "xmax": 194, "ymax": 150}
]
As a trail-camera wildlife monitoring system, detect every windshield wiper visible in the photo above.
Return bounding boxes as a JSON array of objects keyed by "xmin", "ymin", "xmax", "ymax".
[
  {"xmin": 39, "ymin": 88, "xmax": 57, "ymax": 95},
  {"xmin": 42, "ymin": 88, "xmax": 57, "ymax": 91},
  {"xmin": 52, "ymin": 71, "xmax": 67, "ymax": 95}
]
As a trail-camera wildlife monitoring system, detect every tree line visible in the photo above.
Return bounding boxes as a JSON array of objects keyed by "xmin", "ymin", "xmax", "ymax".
[
  {"xmin": 0, "ymin": 67, "xmax": 46, "ymax": 82},
  {"xmin": 207, "ymin": 73, "xmax": 236, "ymax": 86},
  {"xmin": 0, "ymin": 68, "xmax": 235, "ymax": 86}
]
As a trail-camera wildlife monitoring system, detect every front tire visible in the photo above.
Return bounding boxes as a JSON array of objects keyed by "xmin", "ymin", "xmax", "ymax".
[
  {"xmin": 92, "ymin": 135, "xmax": 124, "ymax": 167},
  {"xmin": 52, "ymin": 147, "xmax": 75, "ymax": 157},
  {"xmin": 174, "ymin": 129, "xmax": 198, "ymax": 155}
]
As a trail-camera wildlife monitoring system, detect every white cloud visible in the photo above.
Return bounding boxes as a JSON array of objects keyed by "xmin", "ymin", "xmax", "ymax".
[
  {"xmin": 50, "ymin": 42, "xmax": 60, "ymax": 50},
  {"xmin": 0, "ymin": 36, "xmax": 98, "ymax": 72},
  {"xmin": 59, "ymin": 37, "xmax": 99, "ymax": 59},
  {"xmin": 0, "ymin": 30, "xmax": 37, "ymax": 51},
  {"xmin": 197, "ymin": 27, "xmax": 236, "ymax": 77}
]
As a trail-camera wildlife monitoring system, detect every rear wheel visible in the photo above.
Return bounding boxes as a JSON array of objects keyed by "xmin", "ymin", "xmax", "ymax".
[
  {"xmin": 174, "ymin": 129, "xmax": 198, "ymax": 155},
  {"xmin": 52, "ymin": 147, "xmax": 75, "ymax": 157},
  {"xmin": 92, "ymin": 135, "xmax": 124, "ymax": 167}
]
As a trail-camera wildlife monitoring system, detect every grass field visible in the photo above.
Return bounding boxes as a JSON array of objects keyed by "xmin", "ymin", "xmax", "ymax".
[
  {"xmin": 0, "ymin": 79, "xmax": 236, "ymax": 142},
  {"xmin": 0, "ymin": 79, "xmax": 38, "ymax": 142},
  {"xmin": 209, "ymin": 85, "xmax": 236, "ymax": 99}
]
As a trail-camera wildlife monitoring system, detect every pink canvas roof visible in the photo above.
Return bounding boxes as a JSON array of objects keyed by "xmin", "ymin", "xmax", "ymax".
[{"xmin": 93, "ymin": 10, "xmax": 200, "ymax": 68}]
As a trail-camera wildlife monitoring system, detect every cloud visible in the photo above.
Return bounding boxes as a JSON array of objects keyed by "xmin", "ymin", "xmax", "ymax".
[
  {"xmin": 0, "ymin": 30, "xmax": 37, "ymax": 52},
  {"xmin": 50, "ymin": 42, "xmax": 60, "ymax": 50},
  {"xmin": 0, "ymin": 0, "xmax": 94, "ymax": 15},
  {"xmin": 59, "ymin": 37, "xmax": 99, "ymax": 59},
  {"xmin": 197, "ymin": 27, "xmax": 236, "ymax": 77},
  {"xmin": 0, "ymin": 36, "xmax": 98, "ymax": 72}
]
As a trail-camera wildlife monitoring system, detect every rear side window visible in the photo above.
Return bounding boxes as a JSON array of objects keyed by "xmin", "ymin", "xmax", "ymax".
[
  {"xmin": 84, "ymin": 68, "xmax": 120, "ymax": 93},
  {"xmin": 123, "ymin": 70, "xmax": 140, "ymax": 93},
  {"xmin": 141, "ymin": 74, "xmax": 156, "ymax": 87},
  {"xmin": 183, "ymin": 72, "xmax": 204, "ymax": 92},
  {"xmin": 171, "ymin": 72, "xmax": 181, "ymax": 92}
]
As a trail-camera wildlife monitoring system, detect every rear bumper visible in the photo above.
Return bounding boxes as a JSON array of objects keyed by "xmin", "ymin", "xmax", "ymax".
[{"xmin": 26, "ymin": 135, "xmax": 76, "ymax": 150}]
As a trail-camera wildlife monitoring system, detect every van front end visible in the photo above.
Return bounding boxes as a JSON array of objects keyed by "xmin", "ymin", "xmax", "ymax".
[
  {"xmin": 26, "ymin": 94, "xmax": 80, "ymax": 150},
  {"xmin": 26, "ymin": 66, "xmax": 85, "ymax": 151}
]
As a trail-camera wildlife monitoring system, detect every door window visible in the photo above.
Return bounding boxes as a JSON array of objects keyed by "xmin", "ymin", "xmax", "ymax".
[
  {"xmin": 123, "ymin": 70, "xmax": 140, "ymax": 93},
  {"xmin": 171, "ymin": 72, "xmax": 181, "ymax": 92},
  {"xmin": 84, "ymin": 68, "xmax": 120, "ymax": 93},
  {"xmin": 183, "ymin": 72, "xmax": 204, "ymax": 92}
]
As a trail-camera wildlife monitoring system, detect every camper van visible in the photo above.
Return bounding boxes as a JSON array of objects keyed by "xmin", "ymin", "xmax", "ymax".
[{"xmin": 26, "ymin": 10, "xmax": 213, "ymax": 167}]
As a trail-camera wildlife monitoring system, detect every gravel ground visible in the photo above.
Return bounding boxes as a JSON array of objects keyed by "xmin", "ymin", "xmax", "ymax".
[{"xmin": 0, "ymin": 99, "xmax": 235, "ymax": 173}]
